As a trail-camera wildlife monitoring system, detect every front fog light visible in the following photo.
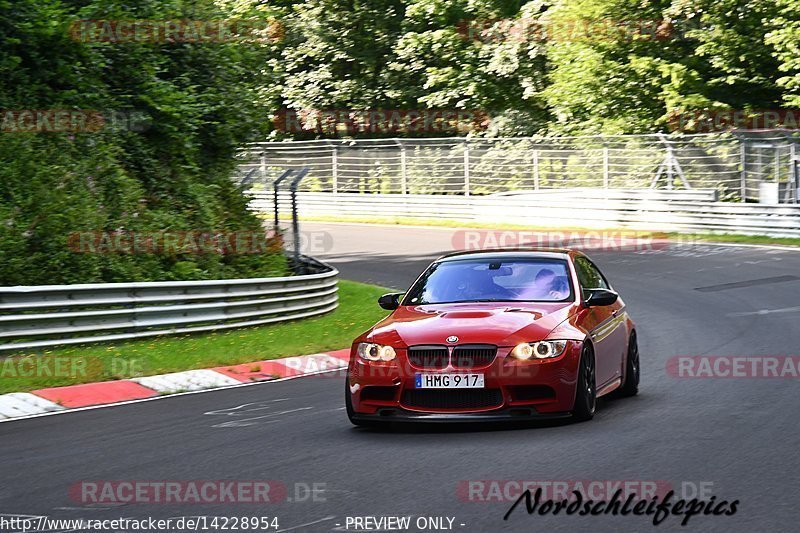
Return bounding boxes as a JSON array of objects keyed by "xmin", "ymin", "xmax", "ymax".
[{"xmin": 357, "ymin": 343, "xmax": 396, "ymax": 362}]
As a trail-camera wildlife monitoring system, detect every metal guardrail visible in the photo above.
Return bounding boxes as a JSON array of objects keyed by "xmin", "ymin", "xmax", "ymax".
[
  {"xmin": 0, "ymin": 256, "xmax": 338, "ymax": 352},
  {"xmin": 248, "ymin": 191, "xmax": 800, "ymax": 238},
  {"xmin": 490, "ymin": 188, "xmax": 719, "ymax": 201}
]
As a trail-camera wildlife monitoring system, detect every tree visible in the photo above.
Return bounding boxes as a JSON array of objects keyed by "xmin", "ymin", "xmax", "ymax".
[
  {"xmin": 0, "ymin": 0, "xmax": 286, "ymax": 284},
  {"xmin": 766, "ymin": 0, "xmax": 800, "ymax": 107}
]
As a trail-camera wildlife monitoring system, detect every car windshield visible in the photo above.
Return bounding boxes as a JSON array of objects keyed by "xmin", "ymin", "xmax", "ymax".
[{"xmin": 403, "ymin": 258, "xmax": 574, "ymax": 305}]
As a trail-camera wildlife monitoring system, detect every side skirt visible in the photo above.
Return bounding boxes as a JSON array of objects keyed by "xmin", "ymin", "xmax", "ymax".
[{"xmin": 596, "ymin": 377, "xmax": 622, "ymax": 398}]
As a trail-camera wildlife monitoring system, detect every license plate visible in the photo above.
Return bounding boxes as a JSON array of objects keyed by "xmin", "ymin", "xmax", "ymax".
[{"xmin": 414, "ymin": 373, "xmax": 484, "ymax": 389}]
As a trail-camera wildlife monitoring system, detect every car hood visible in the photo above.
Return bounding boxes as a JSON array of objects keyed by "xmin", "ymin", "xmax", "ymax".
[{"xmin": 368, "ymin": 301, "xmax": 578, "ymax": 347}]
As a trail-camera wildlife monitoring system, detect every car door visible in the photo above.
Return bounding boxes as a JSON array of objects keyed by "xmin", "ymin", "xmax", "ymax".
[{"xmin": 574, "ymin": 256, "xmax": 626, "ymax": 388}]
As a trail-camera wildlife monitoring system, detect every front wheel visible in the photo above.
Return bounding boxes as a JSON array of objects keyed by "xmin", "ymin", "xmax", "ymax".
[
  {"xmin": 617, "ymin": 331, "xmax": 640, "ymax": 397},
  {"xmin": 571, "ymin": 343, "xmax": 596, "ymax": 422}
]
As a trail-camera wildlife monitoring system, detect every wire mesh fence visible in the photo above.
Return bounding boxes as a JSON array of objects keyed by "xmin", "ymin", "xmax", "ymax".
[{"xmin": 235, "ymin": 132, "xmax": 800, "ymax": 202}]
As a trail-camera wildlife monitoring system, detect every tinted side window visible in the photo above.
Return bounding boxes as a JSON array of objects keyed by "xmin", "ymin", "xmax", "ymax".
[{"xmin": 574, "ymin": 257, "xmax": 608, "ymax": 297}]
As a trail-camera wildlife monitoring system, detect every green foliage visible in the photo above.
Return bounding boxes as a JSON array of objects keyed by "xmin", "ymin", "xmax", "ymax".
[
  {"xmin": 0, "ymin": 0, "xmax": 287, "ymax": 285},
  {"xmin": 264, "ymin": 0, "xmax": 798, "ymax": 137},
  {"xmin": 766, "ymin": 0, "xmax": 800, "ymax": 106}
]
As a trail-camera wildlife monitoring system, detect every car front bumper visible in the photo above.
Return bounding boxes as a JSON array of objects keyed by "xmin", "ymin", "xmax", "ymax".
[{"xmin": 348, "ymin": 340, "xmax": 583, "ymax": 419}]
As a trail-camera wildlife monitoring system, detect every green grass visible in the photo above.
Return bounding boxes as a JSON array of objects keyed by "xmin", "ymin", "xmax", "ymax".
[
  {"xmin": 0, "ymin": 280, "xmax": 389, "ymax": 394},
  {"xmin": 269, "ymin": 214, "xmax": 800, "ymax": 248}
]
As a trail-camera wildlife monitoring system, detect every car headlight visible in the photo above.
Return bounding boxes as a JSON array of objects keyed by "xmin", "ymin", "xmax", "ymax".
[
  {"xmin": 510, "ymin": 340, "xmax": 568, "ymax": 360},
  {"xmin": 357, "ymin": 343, "xmax": 397, "ymax": 362}
]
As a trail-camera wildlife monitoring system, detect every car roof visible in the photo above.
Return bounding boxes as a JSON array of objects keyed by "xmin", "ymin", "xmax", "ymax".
[{"xmin": 436, "ymin": 248, "xmax": 578, "ymax": 263}]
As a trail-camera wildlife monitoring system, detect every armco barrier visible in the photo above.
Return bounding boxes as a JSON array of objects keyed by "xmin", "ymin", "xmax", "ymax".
[
  {"xmin": 247, "ymin": 190, "xmax": 800, "ymax": 238},
  {"xmin": 0, "ymin": 257, "xmax": 338, "ymax": 352}
]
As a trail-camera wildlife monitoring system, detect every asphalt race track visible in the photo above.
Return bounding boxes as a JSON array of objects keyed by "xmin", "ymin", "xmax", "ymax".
[{"xmin": 2, "ymin": 223, "xmax": 800, "ymax": 532}]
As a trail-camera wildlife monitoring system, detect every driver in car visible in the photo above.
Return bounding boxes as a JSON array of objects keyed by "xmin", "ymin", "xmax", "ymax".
[
  {"xmin": 520, "ymin": 268, "xmax": 568, "ymax": 300},
  {"xmin": 453, "ymin": 268, "xmax": 513, "ymax": 301}
]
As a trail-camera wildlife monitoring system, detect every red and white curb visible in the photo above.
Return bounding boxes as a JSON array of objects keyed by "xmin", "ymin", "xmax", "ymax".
[
  {"xmin": 0, "ymin": 393, "xmax": 65, "ymax": 418},
  {"xmin": 0, "ymin": 349, "xmax": 349, "ymax": 422},
  {"xmin": 131, "ymin": 369, "xmax": 243, "ymax": 394}
]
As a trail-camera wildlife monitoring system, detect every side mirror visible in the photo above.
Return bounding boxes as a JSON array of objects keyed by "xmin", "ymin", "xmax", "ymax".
[
  {"xmin": 378, "ymin": 292, "xmax": 403, "ymax": 311},
  {"xmin": 584, "ymin": 288, "xmax": 618, "ymax": 307}
]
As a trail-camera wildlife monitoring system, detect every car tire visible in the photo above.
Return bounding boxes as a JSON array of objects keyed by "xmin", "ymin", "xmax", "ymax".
[
  {"xmin": 345, "ymin": 371, "xmax": 377, "ymax": 427},
  {"xmin": 617, "ymin": 331, "xmax": 640, "ymax": 397},
  {"xmin": 571, "ymin": 343, "xmax": 596, "ymax": 422}
]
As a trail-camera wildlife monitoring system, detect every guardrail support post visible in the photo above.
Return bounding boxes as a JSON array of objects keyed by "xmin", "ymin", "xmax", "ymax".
[
  {"xmin": 237, "ymin": 168, "xmax": 258, "ymax": 191},
  {"xmin": 463, "ymin": 144, "xmax": 470, "ymax": 196},
  {"xmin": 290, "ymin": 168, "xmax": 310, "ymax": 273},
  {"xmin": 328, "ymin": 141, "xmax": 338, "ymax": 194},
  {"xmin": 603, "ymin": 144, "xmax": 610, "ymax": 189},
  {"xmin": 273, "ymin": 169, "xmax": 294, "ymax": 235},
  {"xmin": 740, "ymin": 140, "xmax": 747, "ymax": 202},
  {"xmin": 791, "ymin": 143, "xmax": 798, "ymax": 203},
  {"xmin": 395, "ymin": 139, "xmax": 408, "ymax": 194},
  {"xmin": 532, "ymin": 147, "xmax": 540, "ymax": 190}
]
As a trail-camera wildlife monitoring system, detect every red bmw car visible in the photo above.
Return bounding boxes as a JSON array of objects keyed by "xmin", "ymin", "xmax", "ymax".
[{"xmin": 345, "ymin": 249, "xmax": 639, "ymax": 424}]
